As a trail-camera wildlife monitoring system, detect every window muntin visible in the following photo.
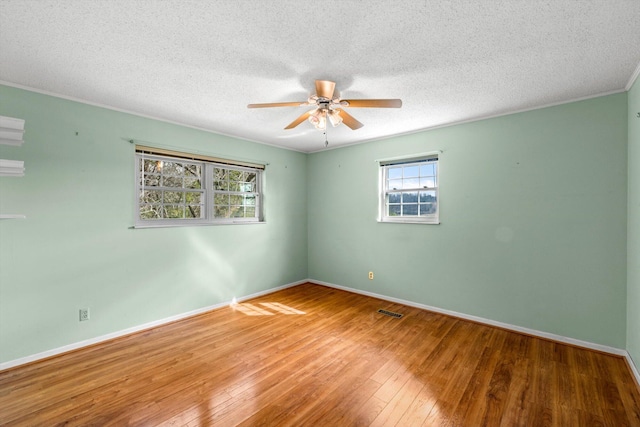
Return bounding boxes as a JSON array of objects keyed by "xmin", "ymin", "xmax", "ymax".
[
  {"xmin": 380, "ymin": 156, "xmax": 439, "ymax": 224},
  {"xmin": 135, "ymin": 150, "xmax": 263, "ymax": 226}
]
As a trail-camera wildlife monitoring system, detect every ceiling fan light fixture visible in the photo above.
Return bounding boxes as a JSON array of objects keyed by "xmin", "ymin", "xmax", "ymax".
[
  {"xmin": 328, "ymin": 109, "xmax": 343, "ymax": 127},
  {"xmin": 316, "ymin": 110, "xmax": 327, "ymax": 130},
  {"xmin": 308, "ymin": 109, "xmax": 326, "ymax": 130}
]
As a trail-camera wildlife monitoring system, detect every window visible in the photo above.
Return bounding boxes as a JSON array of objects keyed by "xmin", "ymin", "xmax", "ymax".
[
  {"xmin": 379, "ymin": 154, "xmax": 439, "ymax": 224},
  {"xmin": 135, "ymin": 146, "xmax": 263, "ymax": 226},
  {"xmin": 213, "ymin": 166, "xmax": 259, "ymax": 219}
]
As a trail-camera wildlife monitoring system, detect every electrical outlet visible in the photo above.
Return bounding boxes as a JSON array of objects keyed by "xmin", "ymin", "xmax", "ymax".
[
  {"xmin": 368, "ymin": 271, "xmax": 374, "ymax": 280},
  {"xmin": 79, "ymin": 308, "xmax": 90, "ymax": 322}
]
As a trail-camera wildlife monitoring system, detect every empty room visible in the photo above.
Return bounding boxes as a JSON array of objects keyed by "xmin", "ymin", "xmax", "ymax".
[{"xmin": 0, "ymin": 1, "xmax": 639, "ymax": 425}]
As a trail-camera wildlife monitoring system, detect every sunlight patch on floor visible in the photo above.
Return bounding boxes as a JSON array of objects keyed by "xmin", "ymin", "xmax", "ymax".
[
  {"xmin": 231, "ymin": 302, "xmax": 306, "ymax": 316},
  {"xmin": 232, "ymin": 303, "xmax": 274, "ymax": 316},
  {"xmin": 259, "ymin": 302, "xmax": 306, "ymax": 315}
]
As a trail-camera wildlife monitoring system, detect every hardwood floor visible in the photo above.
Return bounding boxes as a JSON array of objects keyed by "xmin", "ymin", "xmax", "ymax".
[{"xmin": 1, "ymin": 283, "xmax": 639, "ymax": 426}]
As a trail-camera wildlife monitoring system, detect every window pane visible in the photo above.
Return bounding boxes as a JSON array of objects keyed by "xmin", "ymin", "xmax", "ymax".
[
  {"xmin": 388, "ymin": 205, "xmax": 401, "ymax": 216},
  {"xmin": 229, "ymin": 194, "xmax": 244, "ymax": 205},
  {"xmin": 141, "ymin": 190, "xmax": 162, "ymax": 203},
  {"xmin": 214, "ymin": 180, "xmax": 228, "ymax": 191},
  {"xmin": 215, "ymin": 206, "xmax": 230, "ymax": 217},
  {"xmin": 403, "ymin": 165, "xmax": 419, "ymax": 178},
  {"xmin": 165, "ymin": 205, "xmax": 185, "ymax": 218},
  {"xmin": 388, "ymin": 167, "xmax": 402, "ymax": 179},
  {"xmin": 240, "ymin": 182, "xmax": 255, "ymax": 192},
  {"xmin": 183, "ymin": 164, "xmax": 201, "ymax": 178},
  {"xmin": 144, "ymin": 174, "xmax": 160, "ymax": 187},
  {"xmin": 140, "ymin": 205, "xmax": 161, "ymax": 219},
  {"xmin": 230, "ymin": 207, "xmax": 245, "ymax": 218},
  {"xmin": 184, "ymin": 177, "xmax": 201, "ymax": 189},
  {"xmin": 419, "ymin": 191, "xmax": 436, "ymax": 202},
  {"xmin": 403, "ymin": 192, "xmax": 418, "ymax": 203},
  {"xmin": 143, "ymin": 159, "xmax": 162, "ymax": 173},
  {"xmin": 162, "ymin": 162, "xmax": 183, "ymax": 175},
  {"xmin": 214, "ymin": 194, "xmax": 229, "ymax": 205},
  {"xmin": 164, "ymin": 191, "xmax": 184, "ymax": 203},
  {"xmin": 214, "ymin": 167, "xmax": 227, "ymax": 179},
  {"xmin": 403, "ymin": 178, "xmax": 419, "ymax": 189},
  {"xmin": 214, "ymin": 168, "xmax": 228, "ymax": 190},
  {"xmin": 420, "ymin": 177, "xmax": 435, "ymax": 188},
  {"xmin": 420, "ymin": 203, "xmax": 437, "ymax": 215},
  {"xmin": 420, "ymin": 164, "xmax": 434, "ymax": 176},
  {"xmin": 403, "ymin": 204, "xmax": 418, "ymax": 215},
  {"xmin": 185, "ymin": 192, "xmax": 202, "ymax": 204},
  {"xmin": 388, "ymin": 179, "xmax": 403, "ymax": 190},
  {"xmin": 162, "ymin": 176, "xmax": 182, "ymax": 188},
  {"xmin": 388, "ymin": 193, "xmax": 401, "ymax": 203},
  {"xmin": 245, "ymin": 207, "xmax": 256, "ymax": 217},
  {"xmin": 186, "ymin": 205, "xmax": 202, "ymax": 218}
]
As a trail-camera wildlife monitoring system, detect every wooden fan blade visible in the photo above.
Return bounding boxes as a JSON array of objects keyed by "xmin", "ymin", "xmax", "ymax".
[
  {"xmin": 284, "ymin": 111, "xmax": 312, "ymax": 129},
  {"xmin": 336, "ymin": 109, "xmax": 364, "ymax": 130},
  {"xmin": 342, "ymin": 99, "xmax": 402, "ymax": 108},
  {"xmin": 247, "ymin": 101, "xmax": 306, "ymax": 108},
  {"xmin": 315, "ymin": 80, "xmax": 336, "ymax": 99}
]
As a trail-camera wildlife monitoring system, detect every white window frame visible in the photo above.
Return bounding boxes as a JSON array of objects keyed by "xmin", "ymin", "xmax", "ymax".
[
  {"xmin": 134, "ymin": 147, "xmax": 264, "ymax": 227},
  {"xmin": 378, "ymin": 153, "xmax": 439, "ymax": 224}
]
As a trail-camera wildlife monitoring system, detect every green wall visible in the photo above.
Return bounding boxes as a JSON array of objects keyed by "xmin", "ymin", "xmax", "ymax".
[
  {"xmin": 0, "ymin": 85, "xmax": 308, "ymax": 364},
  {"xmin": 0, "ymin": 83, "xmax": 634, "ymax": 366},
  {"xmin": 629, "ymin": 78, "xmax": 640, "ymax": 365},
  {"xmin": 308, "ymin": 93, "xmax": 628, "ymax": 348}
]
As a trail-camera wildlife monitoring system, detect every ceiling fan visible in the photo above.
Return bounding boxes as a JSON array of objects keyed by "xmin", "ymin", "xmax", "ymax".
[{"xmin": 247, "ymin": 80, "xmax": 402, "ymax": 131}]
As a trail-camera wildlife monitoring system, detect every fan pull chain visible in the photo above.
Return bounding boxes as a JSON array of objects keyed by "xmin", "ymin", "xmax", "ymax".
[{"xmin": 324, "ymin": 130, "xmax": 328, "ymax": 148}]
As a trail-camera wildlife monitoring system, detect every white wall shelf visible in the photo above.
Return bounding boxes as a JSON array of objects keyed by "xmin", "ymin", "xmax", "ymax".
[
  {"xmin": 0, "ymin": 159, "xmax": 24, "ymax": 176},
  {"xmin": 0, "ymin": 116, "xmax": 25, "ymax": 146},
  {"xmin": 1, "ymin": 115, "xmax": 26, "ymax": 219},
  {"xmin": 0, "ymin": 214, "xmax": 26, "ymax": 220}
]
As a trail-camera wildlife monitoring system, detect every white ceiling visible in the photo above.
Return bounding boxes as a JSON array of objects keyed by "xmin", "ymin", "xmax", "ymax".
[{"xmin": 1, "ymin": 1, "xmax": 639, "ymax": 153}]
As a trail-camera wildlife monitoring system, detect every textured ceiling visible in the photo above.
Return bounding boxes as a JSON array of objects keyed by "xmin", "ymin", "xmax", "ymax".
[{"xmin": 1, "ymin": 1, "xmax": 639, "ymax": 152}]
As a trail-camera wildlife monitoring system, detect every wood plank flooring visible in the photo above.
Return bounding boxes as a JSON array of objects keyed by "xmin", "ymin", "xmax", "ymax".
[{"xmin": 1, "ymin": 283, "xmax": 639, "ymax": 426}]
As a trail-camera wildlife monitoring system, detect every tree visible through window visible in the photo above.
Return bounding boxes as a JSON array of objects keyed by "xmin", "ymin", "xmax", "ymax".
[{"xmin": 139, "ymin": 158, "xmax": 204, "ymax": 220}]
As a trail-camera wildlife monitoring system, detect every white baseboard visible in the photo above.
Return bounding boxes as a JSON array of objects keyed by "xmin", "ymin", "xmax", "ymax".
[
  {"xmin": 309, "ymin": 279, "xmax": 638, "ymax": 361},
  {"xmin": 625, "ymin": 352, "xmax": 640, "ymax": 388},
  {"xmin": 0, "ymin": 279, "xmax": 306, "ymax": 372}
]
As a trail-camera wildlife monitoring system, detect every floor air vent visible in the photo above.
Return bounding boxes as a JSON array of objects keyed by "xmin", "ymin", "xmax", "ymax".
[{"xmin": 377, "ymin": 309, "xmax": 403, "ymax": 318}]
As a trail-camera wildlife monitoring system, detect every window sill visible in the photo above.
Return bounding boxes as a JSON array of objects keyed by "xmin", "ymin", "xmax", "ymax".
[
  {"xmin": 378, "ymin": 218, "xmax": 440, "ymax": 225},
  {"xmin": 132, "ymin": 221, "xmax": 266, "ymax": 229}
]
